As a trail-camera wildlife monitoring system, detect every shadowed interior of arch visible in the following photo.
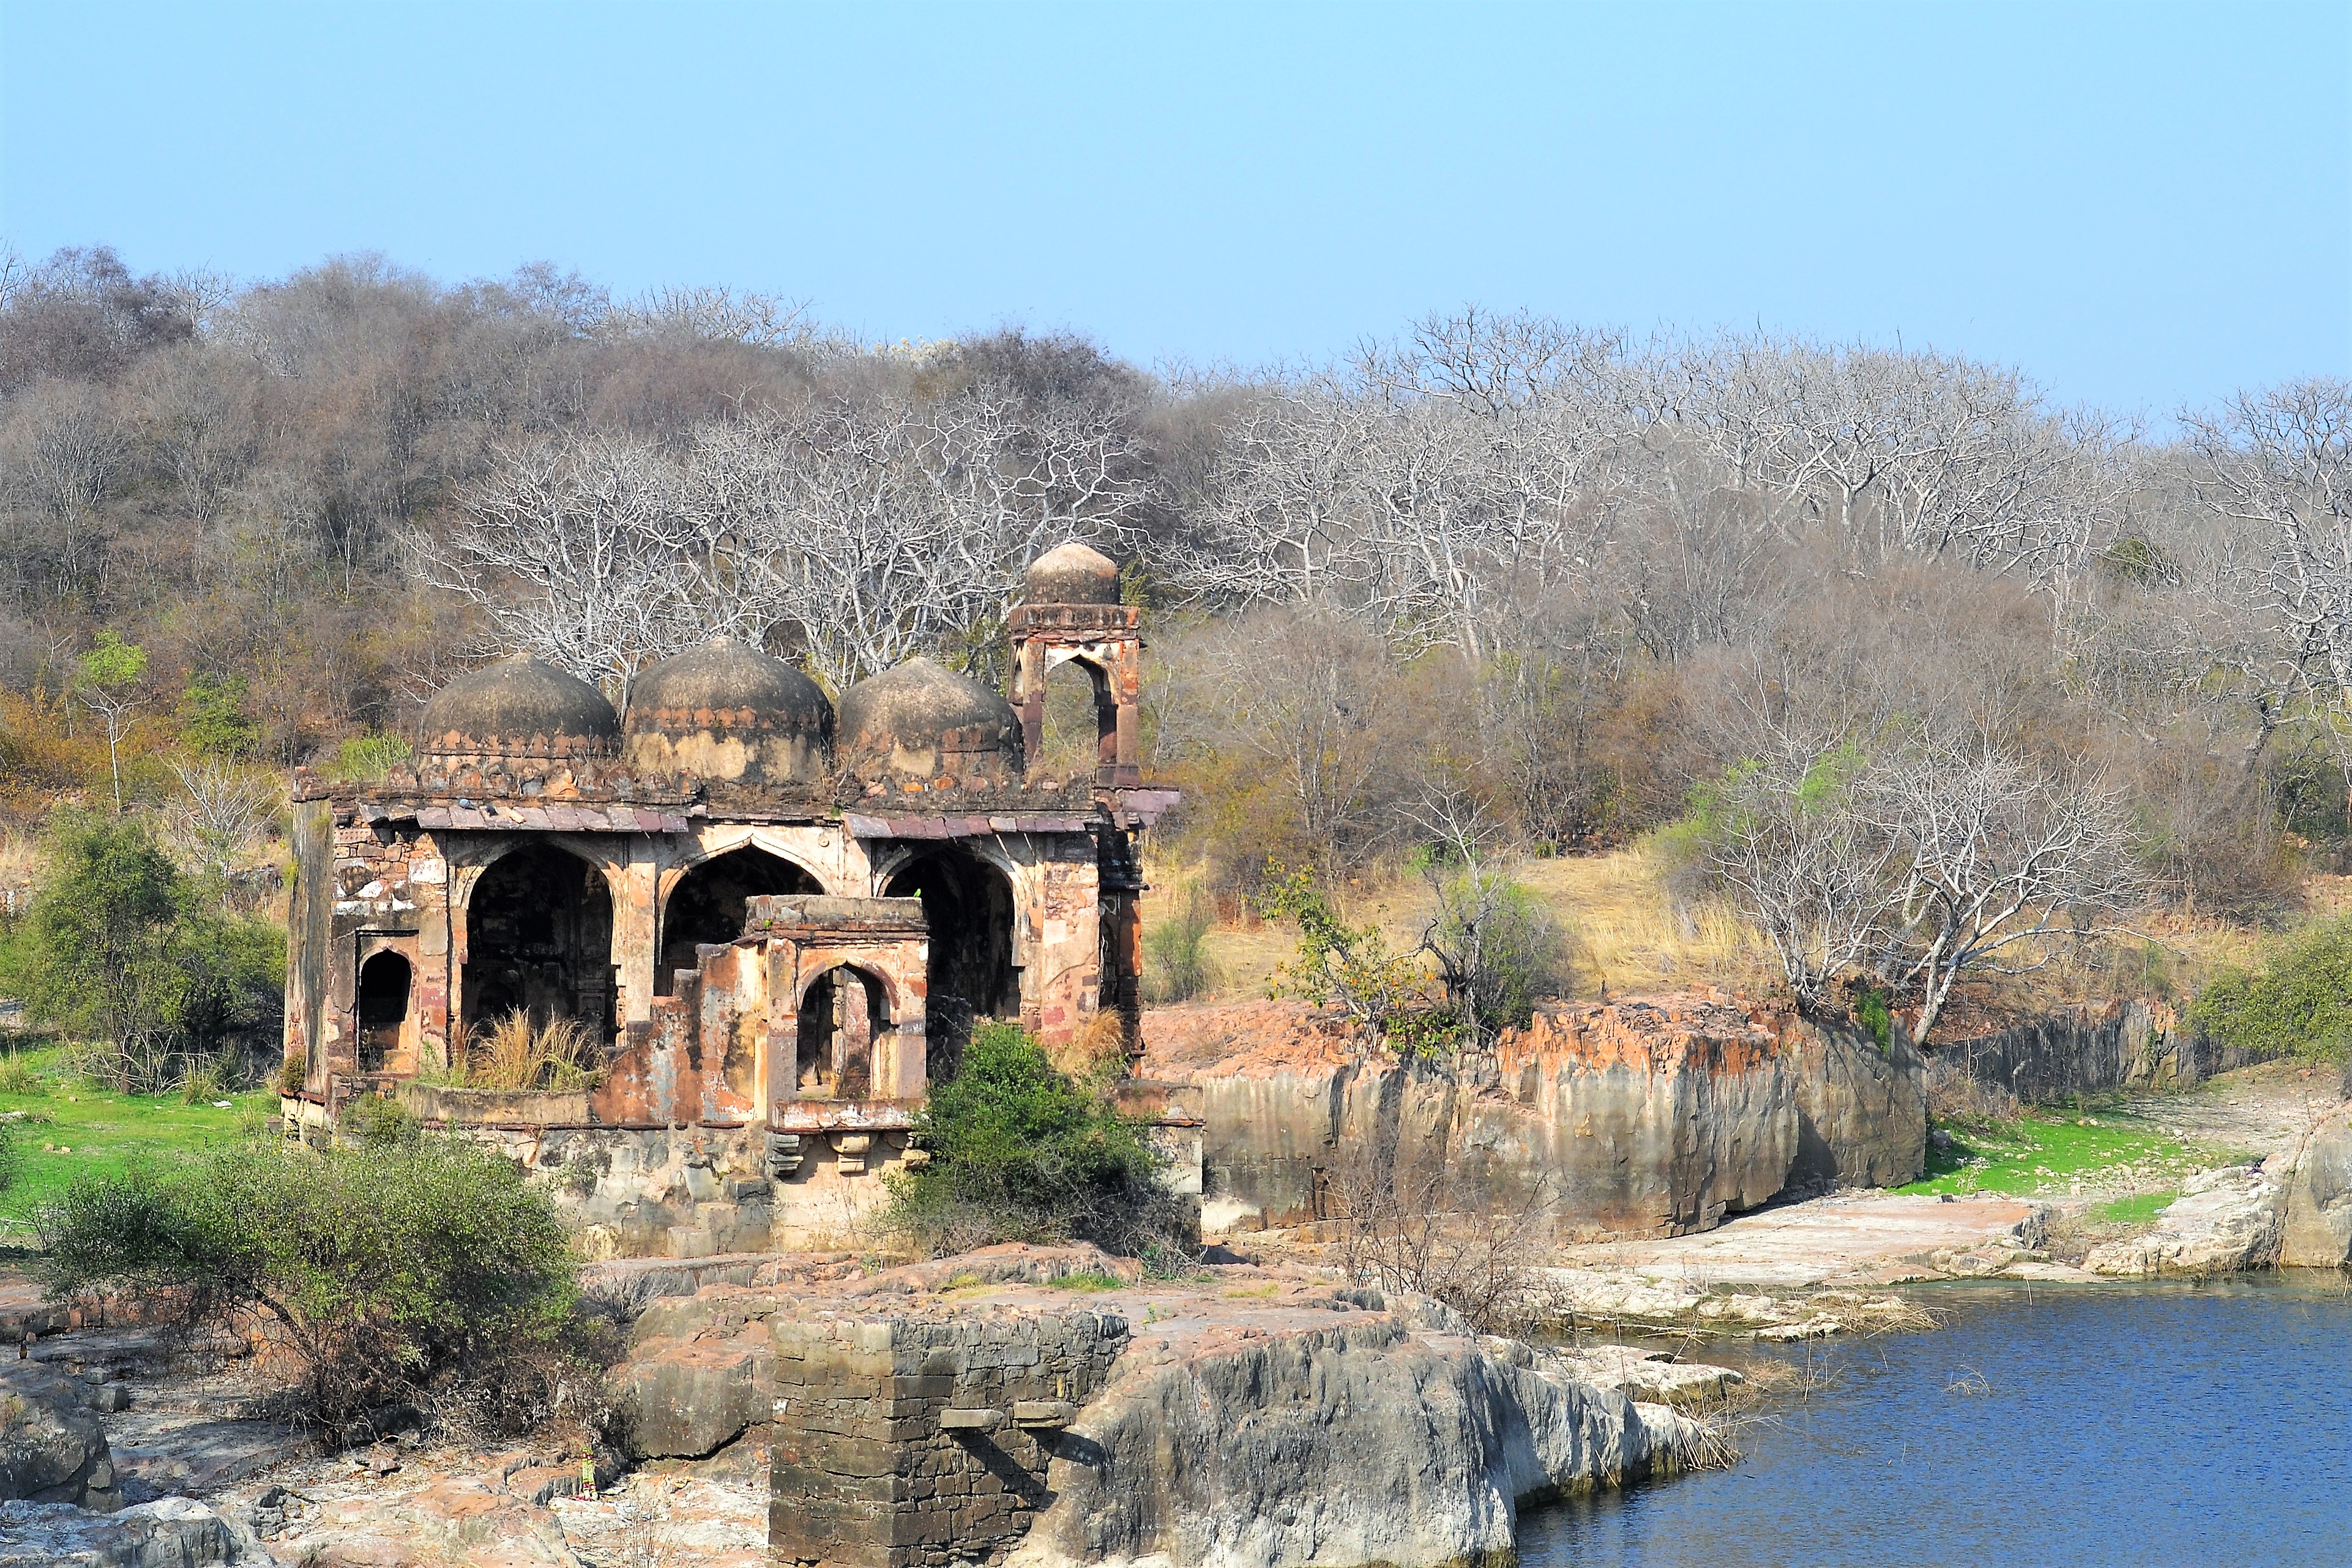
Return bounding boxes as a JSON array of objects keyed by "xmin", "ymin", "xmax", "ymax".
[
  {"xmin": 461, "ymin": 843, "xmax": 616, "ymax": 1043},
  {"xmin": 659, "ymin": 845, "xmax": 822, "ymax": 995},
  {"xmin": 883, "ymin": 848, "xmax": 1017, "ymax": 1086},
  {"xmin": 796, "ymin": 964, "xmax": 890, "ymax": 1100},
  {"xmin": 356, "ymin": 950, "xmax": 412, "ymax": 1073}
]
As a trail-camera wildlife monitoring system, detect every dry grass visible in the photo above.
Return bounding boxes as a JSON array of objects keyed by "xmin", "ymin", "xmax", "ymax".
[
  {"xmin": 1143, "ymin": 838, "xmax": 2304, "ymax": 1020},
  {"xmin": 1144, "ymin": 842, "xmax": 1777, "ymax": 1006},
  {"xmin": 459, "ymin": 1011, "xmax": 603, "ymax": 1091},
  {"xmin": 1513, "ymin": 845, "xmax": 1774, "ymax": 999}
]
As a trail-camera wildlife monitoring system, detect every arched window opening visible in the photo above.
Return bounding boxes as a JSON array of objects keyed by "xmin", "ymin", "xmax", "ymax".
[
  {"xmin": 1038, "ymin": 656, "xmax": 1116, "ymax": 784},
  {"xmin": 462, "ymin": 845, "xmax": 616, "ymax": 1045},
  {"xmin": 795, "ymin": 965, "xmax": 889, "ymax": 1100},
  {"xmin": 660, "ymin": 845, "xmax": 821, "ymax": 995},
  {"xmin": 882, "ymin": 849, "xmax": 1017, "ymax": 1085},
  {"xmin": 356, "ymin": 950, "xmax": 412, "ymax": 1074}
]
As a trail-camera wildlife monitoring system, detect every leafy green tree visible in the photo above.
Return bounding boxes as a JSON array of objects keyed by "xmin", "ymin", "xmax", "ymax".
[
  {"xmin": 37, "ymin": 1137, "xmax": 584, "ymax": 1439},
  {"xmin": 884, "ymin": 1024, "xmax": 1185, "ymax": 1261},
  {"xmin": 1258, "ymin": 861, "xmax": 1437, "ymax": 1047},
  {"xmin": 2, "ymin": 812, "xmax": 283, "ymax": 1089},
  {"xmin": 175, "ymin": 673, "xmax": 257, "ymax": 760}
]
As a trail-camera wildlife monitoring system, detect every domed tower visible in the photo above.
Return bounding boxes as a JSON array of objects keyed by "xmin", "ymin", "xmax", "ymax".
[
  {"xmin": 415, "ymin": 654, "xmax": 619, "ymax": 766},
  {"xmin": 836, "ymin": 657, "xmax": 1024, "ymax": 787},
  {"xmin": 624, "ymin": 636, "xmax": 833, "ymax": 783},
  {"xmin": 1009, "ymin": 540, "xmax": 1142, "ymax": 787}
]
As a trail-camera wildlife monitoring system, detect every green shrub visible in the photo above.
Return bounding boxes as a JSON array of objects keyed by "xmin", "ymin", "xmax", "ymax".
[
  {"xmin": 0, "ymin": 1055, "xmax": 42, "ymax": 1096},
  {"xmin": 329, "ymin": 734, "xmax": 413, "ymax": 783},
  {"xmin": 883, "ymin": 1024, "xmax": 1189, "ymax": 1264},
  {"xmin": 2189, "ymin": 916, "xmax": 2352, "ymax": 1061},
  {"xmin": 176, "ymin": 1053, "xmax": 233, "ymax": 1105},
  {"xmin": 1856, "ymin": 987, "xmax": 1895, "ymax": 1056},
  {"xmin": 338, "ymin": 1091, "xmax": 419, "ymax": 1148},
  {"xmin": 36, "ymin": 1135, "xmax": 586, "ymax": 1440}
]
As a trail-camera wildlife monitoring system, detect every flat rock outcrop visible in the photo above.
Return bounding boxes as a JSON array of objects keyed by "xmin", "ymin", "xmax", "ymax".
[
  {"xmin": 1143, "ymin": 993, "xmax": 1925, "ymax": 1239},
  {"xmin": 2085, "ymin": 1164, "xmax": 2287, "ymax": 1276}
]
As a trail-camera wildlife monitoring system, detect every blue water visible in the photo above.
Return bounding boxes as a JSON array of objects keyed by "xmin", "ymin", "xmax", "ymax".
[{"xmin": 1524, "ymin": 1278, "xmax": 2352, "ymax": 1567}]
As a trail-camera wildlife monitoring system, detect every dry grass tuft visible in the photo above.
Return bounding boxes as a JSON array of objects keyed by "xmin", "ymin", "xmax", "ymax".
[{"xmin": 461, "ymin": 1011, "xmax": 603, "ymax": 1091}]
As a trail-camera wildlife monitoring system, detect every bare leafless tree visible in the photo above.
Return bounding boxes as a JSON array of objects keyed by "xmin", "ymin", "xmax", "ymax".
[
  {"xmin": 411, "ymin": 432, "xmax": 729, "ymax": 701},
  {"xmin": 163, "ymin": 759, "xmax": 284, "ymax": 903},
  {"xmin": 1698, "ymin": 723, "xmax": 1898, "ymax": 1010},
  {"xmin": 1864, "ymin": 740, "xmax": 2143, "ymax": 1042}
]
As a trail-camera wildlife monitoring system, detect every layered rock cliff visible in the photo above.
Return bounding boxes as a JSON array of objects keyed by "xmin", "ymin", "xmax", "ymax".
[
  {"xmin": 1141, "ymin": 992, "xmax": 1925, "ymax": 1239},
  {"xmin": 1010, "ymin": 1315, "xmax": 1703, "ymax": 1568}
]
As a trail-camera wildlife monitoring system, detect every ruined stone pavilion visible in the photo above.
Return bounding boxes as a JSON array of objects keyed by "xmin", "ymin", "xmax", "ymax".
[{"xmin": 278, "ymin": 542, "xmax": 1180, "ymax": 1253}]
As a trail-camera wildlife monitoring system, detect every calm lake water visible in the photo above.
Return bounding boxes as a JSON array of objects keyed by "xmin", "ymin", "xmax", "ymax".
[{"xmin": 1526, "ymin": 1277, "xmax": 2352, "ymax": 1567}]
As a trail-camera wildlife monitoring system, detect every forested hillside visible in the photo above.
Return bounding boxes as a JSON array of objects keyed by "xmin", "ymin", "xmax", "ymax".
[{"xmin": 5, "ymin": 241, "xmax": 2350, "ymax": 1024}]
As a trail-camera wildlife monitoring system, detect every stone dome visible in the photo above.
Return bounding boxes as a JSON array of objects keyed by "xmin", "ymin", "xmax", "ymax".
[
  {"xmin": 416, "ymin": 655, "xmax": 618, "ymax": 760},
  {"xmin": 1023, "ymin": 540, "xmax": 1120, "ymax": 606},
  {"xmin": 836, "ymin": 657, "xmax": 1024, "ymax": 785},
  {"xmin": 624, "ymin": 637, "xmax": 833, "ymax": 783}
]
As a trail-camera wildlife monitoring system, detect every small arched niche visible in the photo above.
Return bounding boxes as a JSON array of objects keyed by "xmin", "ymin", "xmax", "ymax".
[
  {"xmin": 356, "ymin": 950, "xmax": 413, "ymax": 1074},
  {"xmin": 795, "ymin": 965, "xmax": 890, "ymax": 1100},
  {"xmin": 660, "ymin": 845, "xmax": 823, "ymax": 994}
]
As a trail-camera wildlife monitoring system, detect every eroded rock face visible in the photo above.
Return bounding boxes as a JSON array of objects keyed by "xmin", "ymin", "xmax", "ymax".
[
  {"xmin": 0, "ymin": 1364, "xmax": 121, "ymax": 1511},
  {"xmin": 2281, "ymin": 1114, "xmax": 2352, "ymax": 1267},
  {"xmin": 2085, "ymin": 1165, "xmax": 2286, "ymax": 1276},
  {"xmin": 0, "ymin": 1496, "xmax": 252, "ymax": 1567},
  {"xmin": 1144, "ymin": 994, "xmax": 1925, "ymax": 1240},
  {"xmin": 1009, "ymin": 1320, "xmax": 1704, "ymax": 1568}
]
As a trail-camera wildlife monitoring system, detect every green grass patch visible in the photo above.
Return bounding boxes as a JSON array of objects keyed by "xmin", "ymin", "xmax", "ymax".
[
  {"xmin": 2094, "ymin": 1190, "xmax": 2178, "ymax": 1225},
  {"xmin": 0, "ymin": 1047, "xmax": 275, "ymax": 1231},
  {"xmin": 1895, "ymin": 1108, "xmax": 2219, "ymax": 1199},
  {"xmin": 1043, "ymin": 1270, "xmax": 1126, "ymax": 1293}
]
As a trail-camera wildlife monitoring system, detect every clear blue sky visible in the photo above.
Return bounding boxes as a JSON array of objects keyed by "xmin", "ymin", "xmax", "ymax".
[{"xmin": 2, "ymin": 1, "xmax": 2346, "ymax": 419}]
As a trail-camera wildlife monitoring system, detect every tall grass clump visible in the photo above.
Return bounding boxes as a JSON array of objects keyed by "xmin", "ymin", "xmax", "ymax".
[
  {"xmin": 447, "ymin": 1011, "xmax": 603, "ymax": 1091},
  {"xmin": 1143, "ymin": 884, "xmax": 1217, "ymax": 1004}
]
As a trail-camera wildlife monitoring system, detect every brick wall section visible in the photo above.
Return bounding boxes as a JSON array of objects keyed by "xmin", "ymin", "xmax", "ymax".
[{"xmin": 769, "ymin": 1309, "xmax": 1129, "ymax": 1568}]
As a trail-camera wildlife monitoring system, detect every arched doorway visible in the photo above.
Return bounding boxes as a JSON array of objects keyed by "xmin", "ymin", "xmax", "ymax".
[
  {"xmin": 882, "ymin": 848, "xmax": 1017, "ymax": 1085},
  {"xmin": 356, "ymin": 950, "xmax": 412, "ymax": 1073},
  {"xmin": 461, "ymin": 845, "xmax": 616, "ymax": 1043},
  {"xmin": 795, "ymin": 965, "xmax": 889, "ymax": 1100},
  {"xmin": 1038, "ymin": 655, "xmax": 1118, "ymax": 784},
  {"xmin": 659, "ymin": 845, "xmax": 821, "ymax": 994}
]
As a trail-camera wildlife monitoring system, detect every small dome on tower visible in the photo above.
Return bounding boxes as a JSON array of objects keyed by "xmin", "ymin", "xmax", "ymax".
[
  {"xmin": 416, "ymin": 655, "xmax": 618, "ymax": 760},
  {"xmin": 1023, "ymin": 540, "xmax": 1121, "ymax": 606},
  {"xmin": 836, "ymin": 657, "xmax": 1023, "ymax": 785},
  {"xmin": 625, "ymin": 637, "xmax": 832, "ymax": 783}
]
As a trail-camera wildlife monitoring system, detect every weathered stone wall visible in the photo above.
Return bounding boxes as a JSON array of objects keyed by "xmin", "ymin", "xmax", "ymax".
[
  {"xmin": 1929, "ymin": 998, "xmax": 2279, "ymax": 1105},
  {"xmin": 1143, "ymin": 993, "xmax": 1927, "ymax": 1241},
  {"xmin": 769, "ymin": 1310, "xmax": 1126, "ymax": 1568}
]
